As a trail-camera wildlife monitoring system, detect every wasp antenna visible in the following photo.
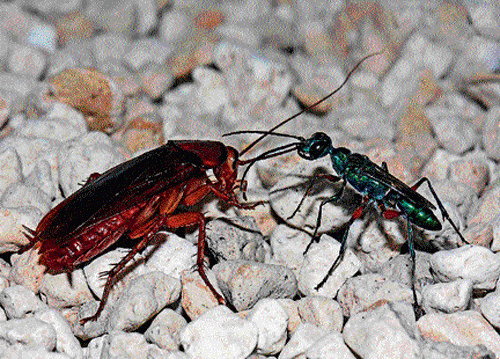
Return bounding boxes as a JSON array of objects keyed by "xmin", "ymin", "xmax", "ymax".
[
  {"xmin": 224, "ymin": 130, "xmax": 304, "ymax": 141},
  {"xmin": 238, "ymin": 51, "xmax": 383, "ymax": 156}
]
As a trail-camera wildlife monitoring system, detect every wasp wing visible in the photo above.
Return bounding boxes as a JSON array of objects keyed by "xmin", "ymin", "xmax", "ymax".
[{"xmin": 350, "ymin": 154, "xmax": 436, "ymax": 210}]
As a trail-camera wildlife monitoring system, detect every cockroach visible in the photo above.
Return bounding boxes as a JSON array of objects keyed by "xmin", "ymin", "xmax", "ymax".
[{"xmin": 22, "ymin": 140, "xmax": 257, "ymax": 323}]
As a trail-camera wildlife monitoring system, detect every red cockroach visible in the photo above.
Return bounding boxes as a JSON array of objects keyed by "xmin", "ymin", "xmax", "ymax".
[{"xmin": 22, "ymin": 140, "xmax": 257, "ymax": 323}]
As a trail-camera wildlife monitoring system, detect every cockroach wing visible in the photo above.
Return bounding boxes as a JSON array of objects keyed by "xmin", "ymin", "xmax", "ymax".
[{"xmin": 35, "ymin": 141, "xmax": 225, "ymax": 243}]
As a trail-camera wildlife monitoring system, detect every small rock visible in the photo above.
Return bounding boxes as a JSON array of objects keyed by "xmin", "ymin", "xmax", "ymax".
[
  {"xmin": 430, "ymin": 245, "xmax": 500, "ymax": 291},
  {"xmin": 418, "ymin": 311, "xmax": 500, "ymax": 358},
  {"xmin": 7, "ymin": 43, "xmax": 46, "ymax": 79},
  {"xmin": 107, "ymin": 271, "xmax": 181, "ymax": 332},
  {"xmin": 0, "ymin": 285, "xmax": 46, "ymax": 319},
  {"xmin": 0, "ymin": 317, "xmax": 56, "ymax": 351},
  {"xmin": 343, "ymin": 302, "xmax": 421, "ymax": 359},
  {"xmin": 180, "ymin": 270, "xmax": 220, "ymax": 320},
  {"xmin": 0, "ymin": 148, "xmax": 22, "ymax": 196},
  {"xmin": 0, "ymin": 206, "xmax": 43, "ymax": 253},
  {"xmin": 105, "ymin": 331, "xmax": 152, "ymax": 359},
  {"xmin": 247, "ymin": 299, "xmax": 288, "ymax": 355},
  {"xmin": 269, "ymin": 225, "xmax": 312, "ymax": 276},
  {"xmin": 144, "ymin": 308, "xmax": 187, "ymax": 351},
  {"xmin": 298, "ymin": 234, "xmax": 361, "ymax": 298},
  {"xmin": 305, "ymin": 331, "xmax": 356, "ymax": 359},
  {"xmin": 35, "ymin": 308, "xmax": 83, "ymax": 359},
  {"xmin": 39, "ymin": 269, "xmax": 94, "ymax": 309},
  {"xmin": 180, "ymin": 305, "xmax": 258, "ymax": 359},
  {"xmin": 1, "ymin": 182, "xmax": 51, "ymax": 214},
  {"xmin": 296, "ymin": 296, "xmax": 343, "ymax": 332},
  {"xmin": 421, "ymin": 279, "xmax": 473, "ymax": 314},
  {"xmin": 278, "ymin": 322, "xmax": 327, "ymax": 359},
  {"xmin": 449, "ymin": 156, "xmax": 490, "ymax": 194},
  {"xmin": 206, "ymin": 217, "xmax": 268, "ymax": 263},
  {"xmin": 337, "ymin": 273, "xmax": 414, "ymax": 317},
  {"xmin": 480, "ymin": 288, "xmax": 500, "ymax": 329},
  {"xmin": 214, "ymin": 260, "xmax": 297, "ymax": 311},
  {"xmin": 25, "ymin": 160, "xmax": 57, "ymax": 200}
]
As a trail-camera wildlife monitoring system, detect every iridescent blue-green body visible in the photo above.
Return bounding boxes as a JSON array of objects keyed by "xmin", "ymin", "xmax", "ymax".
[{"xmin": 298, "ymin": 132, "xmax": 442, "ymax": 231}]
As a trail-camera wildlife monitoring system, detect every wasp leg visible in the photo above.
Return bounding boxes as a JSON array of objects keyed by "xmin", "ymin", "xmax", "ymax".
[
  {"xmin": 288, "ymin": 174, "xmax": 341, "ymax": 221},
  {"xmin": 411, "ymin": 177, "xmax": 466, "ymax": 243},
  {"xmin": 303, "ymin": 179, "xmax": 346, "ymax": 255},
  {"xmin": 406, "ymin": 216, "xmax": 425, "ymax": 319},
  {"xmin": 315, "ymin": 197, "xmax": 368, "ymax": 290}
]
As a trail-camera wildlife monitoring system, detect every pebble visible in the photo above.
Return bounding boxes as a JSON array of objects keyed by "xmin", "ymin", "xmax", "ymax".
[
  {"xmin": 430, "ymin": 245, "xmax": 500, "ymax": 291},
  {"xmin": 298, "ymin": 234, "xmax": 361, "ymax": 298},
  {"xmin": 337, "ymin": 273, "xmax": 414, "ymax": 317},
  {"xmin": 105, "ymin": 331, "xmax": 152, "ymax": 359},
  {"xmin": 34, "ymin": 308, "xmax": 83, "ymax": 359},
  {"xmin": 418, "ymin": 311, "xmax": 500, "ymax": 358},
  {"xmin": 180, "ymin": 270, "xmax": 220, "ymax": 320},
  {"xmin": 247, "ymin": 299, "xmax": 288, "ymax": 355},
  {"xmin": 0, "ymin": 148, "xmax": 22, "ymax": 195},
  {"xmin": 25, "ymin": 159, "xmax": 57, "ymax": 200},
  {"xmin": 278, "ymin": 322, "xmax": 327, "ymax": 359},
  {"xmin": 305, "ymin": 331, "xmax": 356, "ymax": 359},
  {"xmin": 214, "ymin": 260, "xmax": 297, "ymax": 311},
  {"xmin": 269, "ymin": 225, "xmax": 312, "ymax": 276},
  {"xmin": 296, "ymin": 296, "xmax": 343, "ymax": 332},
  {"xmin": 107, "ymin": 271, "xmax": 181, "ymax": 332},
  {"xmin": 144, "ymin": 308, "xmax": 187, "ymax": 351},
  {"xmin": 205, "ymin": 217, "xmax": 269, "ymax": 263},
  {"xmin": 480, "ymin": 288, "xmax": 500, "ymax": 329},
  {"xmin": 57, "ymin": 132, "xmax": 127, "ymax": 196},
  {"xmin": 39, "ymin": 269, "xmax": 94, "ymax": 308},
  {"xmin": 6, "ymin": 43, "xmax": 46, "ymax": 79},
  {"xmin": 421, "ymin": 279, "xmax": 473, "ymax": 314},
  {"xmin": 1, "ymin": 182, "xmax": 51, "ymax": 214},
  {"xmin": 448, "ymin": 156, "xmax": 490, "ymax": 194},
  {"xmin": 180, "ymin": 305, "xmax": 258, "ymax": 359},
  {"xmin": 0, "ymin": 317, "xmax": 56, "ymax": 351},
  {"xmin": 432, "ymin": 115, "xmax": 476, "ymax": 154},
  {"xmin": 343, "ymin": 302, "xmax": 421, "ymax": 359},
  {"xmin": 0, "ymin": 284, "xmax": 46, "ymax": 319},
  {"xmin": 8, "ymin": 245, "xmax": 46, "ymax": 293}
]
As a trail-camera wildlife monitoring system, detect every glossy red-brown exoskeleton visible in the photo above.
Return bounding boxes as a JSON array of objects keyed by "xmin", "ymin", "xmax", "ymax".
[{"xmin": 23, "ymin": 140, "xmax": 256, "ymax": 323}]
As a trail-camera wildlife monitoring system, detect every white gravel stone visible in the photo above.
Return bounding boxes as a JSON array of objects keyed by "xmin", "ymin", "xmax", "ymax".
[
  {"xmin": 432, "ymin": 115, "xmax": 476, "ymax": 154},
  {"xmin": 7, "ymin": 43, "xmax": 46, "ymax": 78},
  {"xmin": 297, "ymin": 296, "xmax": 343, "ymax": 332},
  {"xmin": 418, "ymin": 311, "xmax": 500, "ymax": 358},
  {"xmin": 16, "ymin": 118, "xmax": 84, "ymax": 142},
  {"xmin": 430, "ymin": 245, "xmax": 500, "ymax": 291},
  {"xmin": 83, "ymin": 248, "xmax": 146, "ymax": 300},
  {"xmin": 343, "ymin": 303, "xmax": 421, "ymax": 359},
  {"xmin": 205, "ymin": 217, "xmax": 269, "ymax": 263},
  {"xmin": 269, "ymin": 225, "xmax": 312, "ymax": 276},
  {"xmin": 180, "ymin": 305, "xmax": 258, "ymax": 359},
  {"xmin": 180, "ymin": 270, "xmax": 220, "ymax": 320},
  {"xmin": 0, "ymin": 205, "xmax": 43, "ymax": 253},
  {"xmin": 480, "ymin": 288, "xmax": 500, "ymax": 329},
  {"xmin": 298, "ymin": 234, "xmax": 361, "ymax": 298},
  {"xmin": 39, "ymin": 269, "xmax": 94, "ymax": 309},
  {"xmin": 104, "ymin": 331, "xmax": 152, "ymax": 359},
  {"xmin": 0, "ymin": 148, "xmax": 22, "ymax": 196},
  {"xmin": 57, "ymin": 133, "xmax": 127, "ymax": 196},
  {"xmin": 25, "ymin": 159, "xmax": 57, "ymax": 200},
  {"xmin": 158, "ymin": 9, "xmax": 190, "ymax": 44},
  {"xmin": 278, "ymin": 322, "xmax": 327, "ymax": 359},
  {"xmin": 123, "ymin": 39, "xmax": 172, "ymax": 71},
  {"xmin": 421, "ymin": 279, "xmax": 472, "ymax": 314},
  {"xmin": 337, "ymin": 273, "xmax": 414, "ymax": 317},
  {"xmin": 247, "ymin": 299, "xmax": 288, "ymax": 355},
  {"xmin": 8, "ymin": 246, "xmax": 45, "ymax": 293},
  {"xmin": 0, "ymin": 136, "xmax": 59, "ymax": 178},
  {"xmin": 1, "ymin": 182, "xmax": 51, "ymax": 214},
  {"xmin": 143, "ymin": 232, "xmax": 197, "ymax": 279},
  {"xmin": 144, "ymin": 308, "xmax": 187, "ymax": 351},
  {"xmin": 0, "ymin": 317, "xmax": 56, "ymax": 351},
  {"xmin": 305, "ymin": 331, "xmax": 356, "ymax": 359},
  {"xmin": 107, "ymin": 271, "xmax": 181, "ymax": 332},
  {"xmin": 483, "ymin": 106, "xmax": 500, "ymax": 161},
  {"xmin": 0, "ymin": 285, "xmax": 46, "ymax": 319},
  {"xmin": 35, "ymin": 308, "xmax": 82, "ymax": 359},
  {"xmin": 214, "ymin": 260, "xmax": 297, "ymax": 311}
]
